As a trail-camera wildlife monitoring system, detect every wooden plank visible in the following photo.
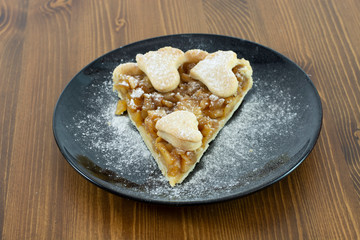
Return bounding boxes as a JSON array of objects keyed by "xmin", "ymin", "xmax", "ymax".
[{"xmin": 1, "ymin": 0, "xmax": 360, "ymax": 239}]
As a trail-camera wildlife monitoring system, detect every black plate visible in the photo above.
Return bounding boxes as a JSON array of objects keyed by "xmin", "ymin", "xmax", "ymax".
[{"xmin": 53, "ymin": 34, "xmax": 322, "ymax": 205}]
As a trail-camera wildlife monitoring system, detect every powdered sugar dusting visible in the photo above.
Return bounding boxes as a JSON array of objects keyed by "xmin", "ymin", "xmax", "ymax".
[
  {"xmin": 66, "ymin": 68, "xmax": 305, "ymax": 201},
  {"xmin": 130, "ymin": 88, "xmax": 144, "ymax": 98}
]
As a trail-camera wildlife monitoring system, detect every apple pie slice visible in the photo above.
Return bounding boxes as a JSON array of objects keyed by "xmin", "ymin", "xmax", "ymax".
[{"xmin": 112, "ymin": 47, "xmax": 253, "ymax": 186}]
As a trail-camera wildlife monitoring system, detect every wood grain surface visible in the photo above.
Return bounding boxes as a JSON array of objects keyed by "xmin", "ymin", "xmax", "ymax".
[{"xmin": 1, "ymin": 0, "xmax": 360, "ymax": 239}]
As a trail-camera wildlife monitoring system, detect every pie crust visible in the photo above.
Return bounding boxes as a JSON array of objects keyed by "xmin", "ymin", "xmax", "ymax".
[{"xmin": 112, "ymin": 47, "xmax": 253, "ymax": 186}]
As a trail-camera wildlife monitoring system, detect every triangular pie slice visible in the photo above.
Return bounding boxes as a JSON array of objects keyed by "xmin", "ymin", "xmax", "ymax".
[{"xmin": 112, "ymin": 47, "xmax": 253, "ymax": 186}]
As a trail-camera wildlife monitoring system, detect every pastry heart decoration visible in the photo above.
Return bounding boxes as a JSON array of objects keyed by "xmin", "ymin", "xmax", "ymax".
[
  {"xmin": 155, "ymin": 111, "xmax": 203, "ymax": 151},
  {"xmin": 136, "ymin": 47, "xmax": 186, "ymax": 92},
  {"xmin": 190, "ymin": 50, "xmax": 241, "ymax": 98}
]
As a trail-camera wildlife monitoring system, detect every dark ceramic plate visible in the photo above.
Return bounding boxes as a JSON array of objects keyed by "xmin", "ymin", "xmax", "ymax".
[{"xmin": 53, "ymin": 34, "xmax": 322, "ymax": 205}]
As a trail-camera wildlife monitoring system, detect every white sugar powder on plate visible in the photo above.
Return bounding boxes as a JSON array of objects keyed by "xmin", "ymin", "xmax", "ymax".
[{"xmin": 67, "ymin": 73, "xmax": 302, "ymax": 199}]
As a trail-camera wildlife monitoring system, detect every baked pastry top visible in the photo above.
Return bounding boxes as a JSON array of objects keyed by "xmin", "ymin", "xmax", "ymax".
[{"xmin": 112, "ymin": 47, "xmax": 253, "ymax": 186}]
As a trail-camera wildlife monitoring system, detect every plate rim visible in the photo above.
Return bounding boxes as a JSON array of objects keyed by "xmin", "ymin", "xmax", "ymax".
[{"xmin": 53, "ymin": 33, "xmax": 323, "ymax": 206}]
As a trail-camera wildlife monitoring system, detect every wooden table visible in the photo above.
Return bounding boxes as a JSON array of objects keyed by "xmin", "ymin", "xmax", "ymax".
[{"xmin": 1, "ymin": 0, "xmax": 360, "ymax": 239}]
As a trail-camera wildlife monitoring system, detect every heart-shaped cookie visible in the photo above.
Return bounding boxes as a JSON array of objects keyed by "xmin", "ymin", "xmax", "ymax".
[
  {"xmin": 155, "ymin": 110, "xmax": 203, "ymax": 151},
  {"xmin": 190, "ymin": 50, "xmax": 241, "ymax": 97},
  {"xmin": 136, "ymin": 47, "xmax": 186, "ymax": 92}
]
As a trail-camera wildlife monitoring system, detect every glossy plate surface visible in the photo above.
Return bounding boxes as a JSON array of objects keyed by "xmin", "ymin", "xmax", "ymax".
[{"xmin": 53, "ymin": 34, "xmax": 322, "ymax": 205}]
